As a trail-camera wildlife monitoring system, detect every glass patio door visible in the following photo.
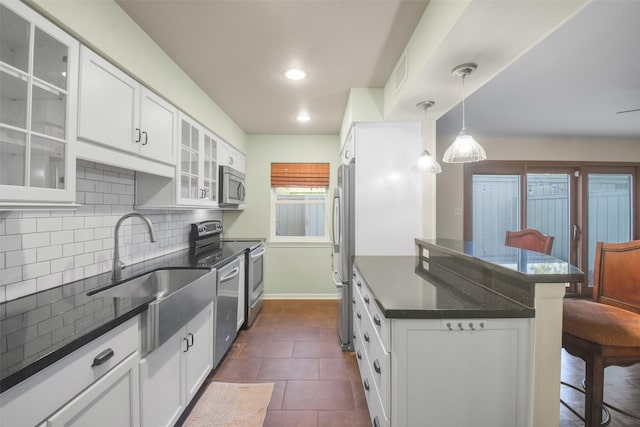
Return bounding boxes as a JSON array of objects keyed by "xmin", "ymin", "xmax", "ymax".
[{"xmin": 585, "ymin": 170, "xmax": 634, "ymax": 287}]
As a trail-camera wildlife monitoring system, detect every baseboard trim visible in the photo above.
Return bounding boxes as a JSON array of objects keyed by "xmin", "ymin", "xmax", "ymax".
[{"xmin": 264, "ymin": 293, "xmax": 339, "ymax": 300}]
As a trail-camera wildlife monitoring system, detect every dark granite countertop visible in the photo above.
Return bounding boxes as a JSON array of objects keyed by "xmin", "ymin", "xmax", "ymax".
[
  {"xmin": 354, "ymin": 256, "xmax": 535, "ymax": 319},
  {"xmin": 0, "ymin": 241, "xmax": 256, "ymax": 393},
  {"xmin": 416, "ymin": 238, "xmax": 585, "ymax": 283}
]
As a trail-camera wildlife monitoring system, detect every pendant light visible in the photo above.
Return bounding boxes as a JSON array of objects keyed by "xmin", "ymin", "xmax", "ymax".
[
  {"xmin": 415, "ymin": 100, "xmax": 442, "ymax": 173},
  {"xmin": 443, "ymin": 63, "xmax": 487, "ymax": 163}
]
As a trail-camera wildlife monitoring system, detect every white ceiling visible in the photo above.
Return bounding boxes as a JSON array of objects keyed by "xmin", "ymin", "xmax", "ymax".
[
  {"xmin": 115, "ymin": 0, "xmax": 429, "ymax": 135},
  {"xmin": 436, "ymin": 0, "xmax": 640, "ymax": 140},
  {"xmin": 114, "ymin": 0, "xmax": 640, "ymax": 140}
]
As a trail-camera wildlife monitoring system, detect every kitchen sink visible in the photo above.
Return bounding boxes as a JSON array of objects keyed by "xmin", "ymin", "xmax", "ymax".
[{"xmin": 89, "ymin": 268, "xmax": 216, "ymax": 353}]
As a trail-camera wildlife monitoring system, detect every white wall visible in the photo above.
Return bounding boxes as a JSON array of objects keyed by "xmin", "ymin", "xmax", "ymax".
[
  {"xmin": 223, "ymin": 135, "xmax": 340, "ymax": 297},
  {"xmin": 435, "ymin": 136, "xmax": 640, "ymax": 239}
]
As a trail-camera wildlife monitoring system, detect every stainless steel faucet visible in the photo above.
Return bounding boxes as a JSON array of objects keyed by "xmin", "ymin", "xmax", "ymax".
[{"xmin": 112, "ymin": 213, "xmax": 158, "ymax": 282}]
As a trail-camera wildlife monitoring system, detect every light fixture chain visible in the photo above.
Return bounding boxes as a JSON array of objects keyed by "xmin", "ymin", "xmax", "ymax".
[{"xmin": 461, "ymin": 73, "xmax": 466, "ymax": 131}]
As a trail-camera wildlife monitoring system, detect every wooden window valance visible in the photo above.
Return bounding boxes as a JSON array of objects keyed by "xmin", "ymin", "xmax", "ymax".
[{"xmin": 270, "ymin": 163, "xmax": 330, "ymax": 188}]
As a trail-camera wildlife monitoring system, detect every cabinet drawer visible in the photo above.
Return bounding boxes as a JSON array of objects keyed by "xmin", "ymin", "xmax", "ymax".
[
  {"xmin": 0, "ymin": 316, "xmax": 139, "ymax": 427},
  {"xmin": 359, "ymin": 317, "xmax": 390, "ymax": 418},
  {"xmin": 356, "ymin": 333, "xmax": 389, "ymax": 427},
  {"xmin": 354, "ymin": 269, "xmax": 390, "ymax": 351}
]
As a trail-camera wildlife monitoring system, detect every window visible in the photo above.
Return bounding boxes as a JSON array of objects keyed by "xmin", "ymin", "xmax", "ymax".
[
  {"xmin": 464, "ymin": 161, "xmax": 639, "ymax": 296},
  {"xmin": 270, "ymin": 163, "xmax": 330, "ymax": 242}
]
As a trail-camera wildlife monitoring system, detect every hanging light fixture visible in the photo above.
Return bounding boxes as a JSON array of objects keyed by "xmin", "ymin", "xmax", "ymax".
[
  {"xmin": 415, "ymin": 101, "xmax": 442, "ymax": 173},
  {"xmin": 443, "ymin": 63, "xmax": 487, "ymax": 163}
]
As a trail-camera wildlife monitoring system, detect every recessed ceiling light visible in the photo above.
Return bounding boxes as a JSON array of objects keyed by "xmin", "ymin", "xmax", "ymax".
[
  {"xmin": 285, "ymin": 69, "xmax": 307, "ymax": 80},
  {"xmin": 296, "ymin": 114, "xmax": 311, "ymax": 122}
]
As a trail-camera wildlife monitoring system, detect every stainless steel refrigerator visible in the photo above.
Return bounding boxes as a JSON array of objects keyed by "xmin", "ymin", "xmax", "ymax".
[
  {"xmin": 331, "ymin": 122, "xmax": 422, "ymax": 351},
  {"xmin": 332, "ymin": 161, "xmax": 355, "ymax": 350}
]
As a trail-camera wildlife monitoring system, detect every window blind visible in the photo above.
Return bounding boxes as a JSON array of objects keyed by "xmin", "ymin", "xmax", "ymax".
[{"xmin": 271, "ymin": 163, "xmax": 330, "ymax": 188}]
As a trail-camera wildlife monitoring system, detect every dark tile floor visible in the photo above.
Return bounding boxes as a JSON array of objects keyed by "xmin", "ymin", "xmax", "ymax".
[
  {"xmin": 191, "ymin": 299, "xmax": 640, "ymax": 427},
  {"xmin": 211, "ymin": 299, "xmax": 370, "ymax": 427}
]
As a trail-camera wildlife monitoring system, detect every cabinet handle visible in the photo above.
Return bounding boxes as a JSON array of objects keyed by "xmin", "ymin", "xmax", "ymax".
[
  {"xmin": 356, "ymin": 280, "xmax": 362, "ymax": 288},
  {"xmin": 352, "ymin": 297, "xmax": 356, "ymax": 305},
  {"xmin": 357, "ymin": 350, "xmax": 362, "ymax": 360},
  {"xmin": 91, "ymin": 348, "xmax": 115, "ymax": 367},
  {"xmin": 363, "ymin": 378, "xmax": 370, "ymax": 391},
  {"xmin": 188, "ymin": 332, "xmax": 194, "ymax": 347},
  {"xmin": 142, "ymin": 131, "xmax": 148, "ymax": 145},
  {"xmin": 356, "ymin": 311, "xmax": 361, "ymax": 319},
  {"xmin": 373, "ymin": 416, "xmax": 380, "ymax": 427},
  {"xmin": 373, "ymin": 314, "xmax": 381, "ymax": 326},
  {"xmin": 373, "ymin": 359, "xmax": 381, "ymax": 374},
  {"xmin": 135, "ymin": 128, "xmax": 141, "ymax": 143},
  {"xmin": 363, "ymin": 295, "xmax": 370, "ymax": 304},
  {"xmin": 364, "ymin": 332, "xmax": 370, "ymax": 342},
  {"xmin": 183, "ymin": 337, "xmax": 190, "ymax": 352}
]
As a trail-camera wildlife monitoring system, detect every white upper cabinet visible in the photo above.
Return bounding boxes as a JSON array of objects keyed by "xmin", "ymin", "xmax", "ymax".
[
  {"xmin": 135, "ymin": 112, "xmax": 219, "ymax": 208},
  {"xmin": 218, "ymin": 139, "xmax": 245, "ymax": 173},
  {"xmin": 78, "ymin": 46, "xmax": 176, "ymax": 167},
  {"xmin": 0, "ymin": 1, "xmax": 79, "ymax": 208}
]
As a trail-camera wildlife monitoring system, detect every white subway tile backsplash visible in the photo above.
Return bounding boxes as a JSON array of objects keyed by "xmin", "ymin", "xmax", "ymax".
[
  {"xmin": 62, "ymin": 267, "xmax": 84, "ymax": 284},
  {"xmin": 1, "ymin": 235, "xmax": 22, "ymax": 251},
  {"xmin": 85, "ymin": 240, "xmax": 102, "ymax": 253},
  {"xmin": 51, "ymin": 256, "xmax": 74, "ymax": 274},
  {"xmin": 1, "ymin": 266, "xmax": 23, "ymax": 285},
  {"xmin": 85, "ymin": 192, "xmax": 104, "ymax": 205},
  {"xmin": 74, "ymin": 253, "xmax": 94, "ymax": 268},
  {"xmin": 6, "ymin": 249, "xmax": 37, "ymax": 268},
  {"xmin": 22, "ymin": 233, "xmax": 50, "ymax": 249},
  {"xmin": 6, "ymin": 218, "xmax": 37, "ymax": 234},
  {"xmin": 94, "ymin": 181, "xmax": 112, "ymax": 193},
  {"xmin": 36, "ymin": 217, "xmax": 63, "ymax": 232},
  {"xmin": 6, "ymin": 279, "xmax": 36, "ymax": 300},
  {"xmin": 63, "ymin": 217, "xmax": 85, "ymax": 230},
  {"xmin": 36, "ymin": 272, "xmax": 62, "ymax": 292},
  {"xmin": 51, "ymin": 230, "xmax": 74, "ymax": 244},
  {"xmin": 76, "ymin": 178, "xmax": 95, "ymax": 192},
  {"xmin": 63, "ymin": 242, "xmax": 85, "ymax": 257},
  {"xmin": 73, "ymin": 228, "xmax": 94, "ymax": 242},
  {"xmin": 37, "ymin": 245, "xmax": 62, "ymax": 262},
  {"xmin": 23, "ymin": 261, "xmax": 50, "ymax": 280},
  {"xmin": 1, "ymin": 161, "xmax": 222, "ymax": 302}
]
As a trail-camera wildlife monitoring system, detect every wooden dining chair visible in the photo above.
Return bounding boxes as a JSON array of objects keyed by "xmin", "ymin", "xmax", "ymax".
[
  {"xmin": 504, "ymin": 228, "xmax": 554, "ymax": 255},
  {"xmin": 562, "ymin": 240, "xmax": 640, "ymax": 426}
]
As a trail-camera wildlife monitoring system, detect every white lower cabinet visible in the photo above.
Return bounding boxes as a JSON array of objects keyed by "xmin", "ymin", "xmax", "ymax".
[
  {"xmin": 0, "ymin": 316, "xmax": 140, "ymax": 427},
  {"xmin": 353, "ymin": 267, "xmax": 533, "ymax": 427},
  {"xmin": 45, "ymin": 352, "xmax": 140, "ymax": 427},
  {"xmin": 139, "ymin": 302, "xmax": 214, "ymax": 427}
]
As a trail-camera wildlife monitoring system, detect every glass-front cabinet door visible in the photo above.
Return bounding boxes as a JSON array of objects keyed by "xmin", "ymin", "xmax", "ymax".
[
  {"xmin": 176, "ymin": 113, "xmax": 218, "ymax": 207},
  {"xmin": 0, "ymin": 2, "xmax": 79, "ymax": 207},
  {"xmin": 178, "ymin": 115, "xmax": 202, "ymax": 205},
  {"xmin": 202, "ymin": 131, "xmax": 218, "ymax": 203}
]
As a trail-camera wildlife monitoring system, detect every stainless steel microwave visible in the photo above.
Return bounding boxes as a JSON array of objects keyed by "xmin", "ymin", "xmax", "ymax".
[{"xmin": 219, "ymin": 165, "xmax": 246, "ymax": 205}]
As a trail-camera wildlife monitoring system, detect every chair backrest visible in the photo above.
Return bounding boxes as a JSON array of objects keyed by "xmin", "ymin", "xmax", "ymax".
[
  {"xmin": 593, "ymin": 240, "xmax": 640, "ymax": 313},
  {"xmin": 504, "ymin": 228, "xmax": 554, "ymax": 255}
]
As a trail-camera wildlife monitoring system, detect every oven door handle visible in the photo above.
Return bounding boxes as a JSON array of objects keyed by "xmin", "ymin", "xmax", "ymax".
[
  {"xmin": 251, "ymin": 247, "xmax": 266, "ymax": 258},
  {"xmin": 220, "ymin": 267, "xmax": 240, "ymax": 282}
]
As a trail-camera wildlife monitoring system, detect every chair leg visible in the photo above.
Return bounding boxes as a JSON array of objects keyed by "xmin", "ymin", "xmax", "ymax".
[{"xmin": 584, "ymin": 354, "xmax": 605, "ymax": 427}]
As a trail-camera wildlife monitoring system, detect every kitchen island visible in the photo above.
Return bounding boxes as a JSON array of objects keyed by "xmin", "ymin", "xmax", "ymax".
[{"xmin": 352, "ymin": 238, "xmax": 583, "ymax": 427}]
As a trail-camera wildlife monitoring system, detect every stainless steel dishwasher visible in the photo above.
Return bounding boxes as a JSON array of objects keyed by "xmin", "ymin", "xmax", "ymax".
[{"xmin": 214, "ymin": 255, "xmax": 241, "ymax": 368}]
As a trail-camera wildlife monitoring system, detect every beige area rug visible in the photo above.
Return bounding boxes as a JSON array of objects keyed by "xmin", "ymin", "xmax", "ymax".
[{"xmin": 183, "ymin": 381, "xmax": 274, "ymax": 427}]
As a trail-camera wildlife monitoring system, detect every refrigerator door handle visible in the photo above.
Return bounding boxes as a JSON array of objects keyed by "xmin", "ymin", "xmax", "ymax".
[
  {"xmin": 331, "ymin": 190, "xmax": 341, "ymax": 253},
  {"xmin": 333, "ymin": 271, "xmax": 344, "ymax": 288}
]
